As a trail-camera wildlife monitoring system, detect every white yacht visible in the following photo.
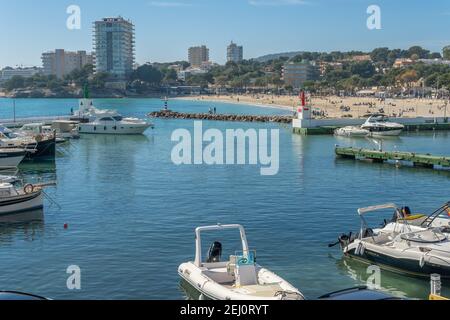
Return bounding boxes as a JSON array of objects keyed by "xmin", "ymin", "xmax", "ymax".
[
  {"xmin": 75, "ymin": 98, "xmax": 153, "ymax": 135},
  {"xmin": 361, "ymin": 114, "xmax": 404, "ymax": 136},
  {"xmin": 178, "ymin": 224, "xmax": 304, "ymax": 300},
  {"xmin": 332, "ymin": 203, "xmax": 450, "ymax": 278},
  {"xmin": 335, "ymin": 126, "xmax": 370, "ymax": 137}
]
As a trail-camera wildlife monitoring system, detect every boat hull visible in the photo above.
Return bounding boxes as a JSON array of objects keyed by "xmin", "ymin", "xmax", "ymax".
[
  {"xmin": 368, "ymin": 129, "xmax": 403, "ymax": 137},
  {"xmin": 24, "ymin": 137, "xmax": 56, "ymax": 161},
  {"xmin": 178, "ymin": 262, "xmax": 303, "ymax": 300},
  {"xmin": 0, "ymin": 191, "xmax": 43, "ymax": 216},
  {"xmin": 78, "ymin": 123, "xmax": 151, "ymax": 135},
  {"xmin": 345, "ymin": 247, "xmax": 450, "ymax": 278}
]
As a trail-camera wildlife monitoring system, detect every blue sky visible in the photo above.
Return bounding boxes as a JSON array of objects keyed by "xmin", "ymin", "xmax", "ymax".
[{"xmin": 1, "ymin": 0, "xmax": 450, "ymax": 68}]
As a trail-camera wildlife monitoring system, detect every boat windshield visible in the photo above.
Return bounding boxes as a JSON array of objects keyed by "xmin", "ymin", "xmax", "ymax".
[
  {"xmin": 112, "ymin": 116, "xmax": 123, "ymax": 121},
  {"xmin": 369, "ymin": 116, "xmax": 388, "ymax": 123},
  {"xmin": 99, "ymin": 117, "xmax": 114, "ymax": 122}
]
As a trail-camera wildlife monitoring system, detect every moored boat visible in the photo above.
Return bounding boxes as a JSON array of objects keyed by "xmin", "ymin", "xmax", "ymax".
[
  {"xmin": 331, "ymin": 203, "xmax": 450, "ymax": 278},
  {"xmin": 0, "ymin": 183, "xmax": 44, "ymax": 216},
  {"xmin": 334, "ymin": 126, "xmax": 370, "ymax": 137},
  {"xmin": 361, "ymin": 114, "xmax": 404, "ymax": 136},
  {"xmin": 178, "ymin": 224, "xmax": 304, "ymax": 300}
]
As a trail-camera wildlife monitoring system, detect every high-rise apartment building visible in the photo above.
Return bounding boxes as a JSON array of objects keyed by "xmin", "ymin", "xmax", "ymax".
[
  {"xmin": 41, "ymin": 49, "xmax": 94, "ymax": 79},
  {"xmin": 282, "ymin": 61, "xmax": 319, "ymax": 88},
  {"xmin": 188, "ymin": 46, "xmax": 209, "ymax": 67},
  {"xmin": 94, "ymin": 17, "xmax": 135, "ymax": 79},
  {"xmin": 227, "ymin": 42, "xmax": 243, "ymax": 63}
]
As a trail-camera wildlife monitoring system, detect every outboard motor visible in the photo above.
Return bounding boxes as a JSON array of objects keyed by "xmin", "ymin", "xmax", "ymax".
[{"xmin": 206, "ymin": 241, "xmax": 222, "ymax": 263}]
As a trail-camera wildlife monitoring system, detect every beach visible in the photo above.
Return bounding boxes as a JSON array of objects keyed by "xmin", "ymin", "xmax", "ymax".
[{"xmin": 176, "ymin": 94, "xmax": 450, "ymax": 119}]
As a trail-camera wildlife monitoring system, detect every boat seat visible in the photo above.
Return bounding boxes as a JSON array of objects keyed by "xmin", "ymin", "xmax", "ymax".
[
  {"xmin": 234, "ymin": 283, "xmax": 283, "ymax": 297},
  {"xmin": 202, "ymin": 269, "xmax": 235, "ymax": 285}
]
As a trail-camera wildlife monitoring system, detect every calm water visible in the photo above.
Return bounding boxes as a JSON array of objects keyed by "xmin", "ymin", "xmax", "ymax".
[{"xmin": 0, "ymin": 98, "xmax": 449, "ymax": 300}]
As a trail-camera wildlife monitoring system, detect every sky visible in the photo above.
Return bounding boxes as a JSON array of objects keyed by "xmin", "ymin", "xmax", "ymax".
[{"xmin": 1, "ymin": 0, "xmax": 450, "ymax": 68}]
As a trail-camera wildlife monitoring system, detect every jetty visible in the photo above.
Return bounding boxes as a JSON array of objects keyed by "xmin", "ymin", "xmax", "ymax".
[
  {"xmin": 335, "ymin": 146, "xmax": 450, "ymax": 169},
  {"xmin": 1, "ymin": 115, "xmax": 73, "ymax": 128},
  {"xmin": 148, "ymin": 110, "xmax": 292, "ymax": 124}
]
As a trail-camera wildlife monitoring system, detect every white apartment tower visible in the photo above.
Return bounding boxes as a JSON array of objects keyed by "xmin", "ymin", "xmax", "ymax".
[
  {"xmin": 94, "ymin": 17, "xmax": 135, "ymax": 79},
  {"xmin": 227, "ymin": 42, "xmax": 243, "ymax": 63}
]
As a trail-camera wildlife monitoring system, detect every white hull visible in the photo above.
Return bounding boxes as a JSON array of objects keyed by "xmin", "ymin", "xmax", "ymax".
[
  {"xmin": 0, "ymin": 192, "xmax": 43, "ymax": 216},
  {"xmin": 78, "ymin": 123, "xmax": 151, "ymax": 135},
  {"xmin": 368, "ymin": 129, "xmax": 403, "ymax": 137},
  {"xmin": 335, "ymin": 126, "xmax": 370, "ymax": 137},
  {"xmin": 179, "ymin": 262, "xmax": 303, "ymax": 300}
]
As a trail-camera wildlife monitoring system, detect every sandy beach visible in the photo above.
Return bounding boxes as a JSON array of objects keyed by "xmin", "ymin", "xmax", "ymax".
[{"xmin": 176, "ymin": 94, "xmax": 450, "ymax": 119}]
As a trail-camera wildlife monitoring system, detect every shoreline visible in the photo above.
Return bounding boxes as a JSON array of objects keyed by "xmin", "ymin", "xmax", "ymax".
[
  {"xmin": 175, "ymin": 94, "xmax": 450, "ymax": 119},
  {"xmin": 174, "ymin": 96, "xmax": 295, "ymax": 112}
]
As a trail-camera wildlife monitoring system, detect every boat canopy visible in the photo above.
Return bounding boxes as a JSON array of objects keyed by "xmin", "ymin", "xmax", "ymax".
[
  {"xmin": 194, "ymin": 224, "xmax": 249, "ymax": 268},
  {"xmin": 358, "ymin": 203, "xmax": 398, "ymax": 216}
]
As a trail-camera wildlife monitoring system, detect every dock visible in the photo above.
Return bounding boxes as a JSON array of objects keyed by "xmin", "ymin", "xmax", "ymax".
[
  {"xmin": 0, "ymin": 116, "xmax": 73, "ymax": 128},
  {"xmin": 149, "ymin": 110, "xmax": 292, "ymax": 124},
  {"xmin": 335, "ymin": 146, "xmax": 450, "ymax": 169}
]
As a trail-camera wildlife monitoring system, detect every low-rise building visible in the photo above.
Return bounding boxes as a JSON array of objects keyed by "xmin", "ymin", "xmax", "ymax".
[
  {"xmin": 318, "ymin": 61, "xmax": 343, "ymax": 76},
  {"xmin": 282, "ymin": 61, "xmax": 319, "ymax": 88},
  {"xmin": 177, "ymin": 68, "xmax": 208, "ymax": 81},
  {"xmin": 0, "ymin": 67, "xmax": 42, "ymax": 82},
  {"xmin": 393, "ymin": 58, "xmax": 415, "ymax": 68}
]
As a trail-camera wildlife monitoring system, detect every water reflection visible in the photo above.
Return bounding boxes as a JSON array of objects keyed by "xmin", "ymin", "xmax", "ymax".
[
  {"xmin": 333, "ymin": 255, "xmax": 450, "ymax": 300},
  {"xmin": 0, "ymin": 209, "xmax": 45, "ymax": 244}
]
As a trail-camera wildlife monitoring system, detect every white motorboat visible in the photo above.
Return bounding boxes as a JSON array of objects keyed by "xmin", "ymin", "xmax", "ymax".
[
  {"xmin": 331, "ymin": 203, "xmax": 450, "ymax": 278},
  {"xmin": 0, "ymin": 183, "xmax": 43, "ymax": 216},
  {"xmin": 361, "ymin": 114, "xmax": 404, "ymax": 136},
  {"xmin": 75, "ymin": 98, "xmax": 153, "ymax": 135},
  {"xmin": 0, "ymin": 149, "xmax": 26, "ymax": 168},
  {"xmin": 335, "ymin": 126, "xmax": 370, "ymax": 137},
  {"xmin": 178, "ymin": 224, "xmax": 304, "ymax": 300},
  {"xmin": 45, "ymin": 121, "xmax": 80, "ymax": 140}
]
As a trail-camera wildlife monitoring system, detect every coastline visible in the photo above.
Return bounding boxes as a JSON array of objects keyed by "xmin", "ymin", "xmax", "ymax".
[
  {"xmin": 175, "ymin": 94, "xmax": 450, "ymax": 119},
  {"xmin": 174, "ymin": 95, "xmax": 296, "ymax": 111}
]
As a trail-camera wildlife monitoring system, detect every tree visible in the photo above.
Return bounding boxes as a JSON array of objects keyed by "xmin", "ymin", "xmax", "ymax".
[
  {"xmin": 407, "ymin": 46, "xmax": 430, "ymax": 59},
  {"xmin": 443, "ymin": 46, "xmax": 450, "ymax": 60},
  {"xmin": 3, "ymin": 76, "xmax": 25, "ymax": 91},
  {"xmin": 350, "ymin": 61, "xmax": 375, "ymax": 78},
  {"xmin": 370, "ymin": 47, "xmax": 390, "ymax": 64},
  {"xmin": 162, "ymin": 69, "xmax": 178, "ymax": 84},
  {"xmin": 398, "ymin": 69, "xmax": 418, "ymax": 86},
  {"xmin": 131, "ymin": 64, "xmax": 163, "ymax": 86}
]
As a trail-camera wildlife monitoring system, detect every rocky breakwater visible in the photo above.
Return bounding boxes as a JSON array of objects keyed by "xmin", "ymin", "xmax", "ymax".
[{"xmin": 148, "ymin": 110, "xmax": 293, "ymax": 124}]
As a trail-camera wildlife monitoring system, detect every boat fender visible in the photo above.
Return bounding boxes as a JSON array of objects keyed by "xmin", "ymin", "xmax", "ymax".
[
  {"xmin": 356, "ymin": 243, "xmax": 365, "ymax": 256},
  {"xmin": 419, "ymin": 256, "xmax": 425, "ymax": 268},
  {"xmin": 24, "ymin": 184, "xmax": 34, "ymax": 194}
]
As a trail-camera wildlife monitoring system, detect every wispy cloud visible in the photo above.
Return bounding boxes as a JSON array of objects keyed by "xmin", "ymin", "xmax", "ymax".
[
  {"xmin": 149, "ymin": 1, "xmax": 191, "ymax": 7},
  {"xmin": 249, "ymin": 0, "xmax": 308, "ymax": 6}
]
